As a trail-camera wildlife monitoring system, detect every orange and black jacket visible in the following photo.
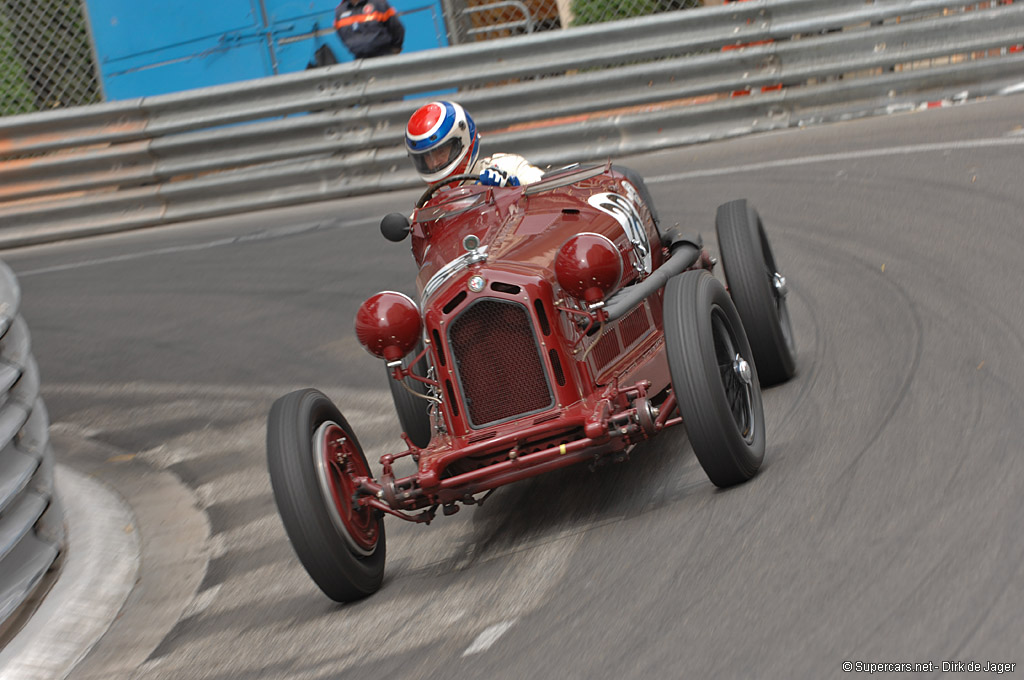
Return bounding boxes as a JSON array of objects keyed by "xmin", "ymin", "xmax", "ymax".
[{"xmin": 334, "ymin": 0, "xmax": 405, "ymax": 59}]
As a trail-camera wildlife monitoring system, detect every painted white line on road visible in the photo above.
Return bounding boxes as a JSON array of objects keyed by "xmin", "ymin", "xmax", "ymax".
[
  {"xmin": 17, "ymin": 136, "xmax": 1024, "ymax": 277},
  {"xmin": 462, "ymin": 620, "xmax": 518, "ymax": 657},
  {"xmin": 15, "ymin": 217, "xmax": 377, "ymax": 278},
  {"xmin": 646, "ymin": 136, "xmax": 1024, "ymax": 184},
  {"xmin": 0, "ymin": 466, "xmax": 140, "ymax": 680}
]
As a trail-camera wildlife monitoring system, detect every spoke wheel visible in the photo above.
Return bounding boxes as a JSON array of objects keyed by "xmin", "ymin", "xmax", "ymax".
[
  {"xmin": 267, "ymin": 389, "xmax": 386, "ymax": 602},
  {"xmin": 712, "ymin": 310, "xmax": 755, "ymax": 443},
  {"xmin": 664, "ymin": 271, "xmax": 765, "ymax": 488},
  {"xmin": 716, "ymin": 199, "xmax": 796, "ymax": 386}
]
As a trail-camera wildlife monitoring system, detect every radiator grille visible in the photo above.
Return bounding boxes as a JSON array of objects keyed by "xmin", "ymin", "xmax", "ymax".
[
  {"xmin": 590, "ymin": 330, "xmax": 621, "ymax": 368},
  {"xmin": 448, "ymin": 299, "xmax": 553, "ymax": 427},
  {"xmin": 619, "ymin": 303, "xmax": 651, "ymax": 349}
]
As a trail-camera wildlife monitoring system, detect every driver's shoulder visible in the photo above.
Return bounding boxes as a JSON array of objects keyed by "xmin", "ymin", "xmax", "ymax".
[
  {"xmin": 477, "ymin": 153, "xmax": 542, "ymax": 184},
  {"xmin": 479, "ymin": 152, "xmax": 525, "ymax": 166}
]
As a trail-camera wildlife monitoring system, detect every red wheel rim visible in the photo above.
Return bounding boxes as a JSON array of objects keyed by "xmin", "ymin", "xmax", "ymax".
[{"xmin": 313, "ymin": 422, "xmax": 379, "ymax": 555}]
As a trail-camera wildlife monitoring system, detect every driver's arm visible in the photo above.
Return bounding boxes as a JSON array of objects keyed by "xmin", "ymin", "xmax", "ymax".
[{"xmin": 477, "ymin": 153, "xmax": 544, "ymax": 187}]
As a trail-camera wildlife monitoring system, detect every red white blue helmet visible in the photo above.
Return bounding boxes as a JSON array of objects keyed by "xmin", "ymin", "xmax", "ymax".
[{"xmin": 405, "ymin": 101, "xmax": 479, "ymax": 184}]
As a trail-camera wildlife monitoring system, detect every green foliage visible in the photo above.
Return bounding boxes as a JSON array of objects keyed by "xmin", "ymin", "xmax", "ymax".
[
  {"xmin": 570, "ymin": 0, "xmax": 701, "ymax": 27},
  {"xmin": 1, "ymin": 14, "xmax": 35, "ymax": 114},
  {"xmin": 571, "ymin": 0, "xmax": 658, "ymax": 25},
  {"xmin": 0, "ymin": 0, "xmax": 101, "ymax": 117}
]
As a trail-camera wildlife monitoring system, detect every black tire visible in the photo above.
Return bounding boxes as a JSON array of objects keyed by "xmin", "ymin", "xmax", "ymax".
[
  {"xmin": 664, "ymin": 271, "xmax": 765, "ymax": 488},
  {"xmin": 715, "ymin": 199, "xmax": 796, "ymax": 386},
  {"xmin": 266, "ymin": 388, "xmax": 385, "ymax": 602},
  {"xmin": 386, "ymin": 342, "xmax": 432, "ymax": 448}
]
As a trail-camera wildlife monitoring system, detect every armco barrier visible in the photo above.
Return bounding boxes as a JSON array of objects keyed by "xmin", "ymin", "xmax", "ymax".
[
  {"xmin": 1, "ymin": 0, "xmax": 1023, "ymax": 246},
  {"xmin": 0, "ymin": 260, "xmax": 63, "ymax": 641}
]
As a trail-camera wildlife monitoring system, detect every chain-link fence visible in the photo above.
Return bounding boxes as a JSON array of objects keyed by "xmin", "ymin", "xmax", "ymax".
[
  {"xmin": 0, "ymin": 0, "xmax": 101, "ymax": 117},
  {"xmin": 0, "ymin": 0, "xmax": 716, "ymax": 115},
  {"xmin": 446, "ymin": 0, "xmax": 707, "ymax": 43}
]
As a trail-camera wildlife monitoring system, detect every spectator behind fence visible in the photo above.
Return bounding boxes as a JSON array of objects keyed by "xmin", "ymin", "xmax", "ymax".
[{"xmin": 334, "ymin": 0, "xmax": 405, "ymax": 59}]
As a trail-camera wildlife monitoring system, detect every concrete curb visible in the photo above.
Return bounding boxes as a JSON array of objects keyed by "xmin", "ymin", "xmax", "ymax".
[
  {"xmin": 0, "ymin": 466, "xmax": 139, "ymax": 680},
  {"xmin": 0, "ymin": 428, "xmax": 212, "ymax": 680}
]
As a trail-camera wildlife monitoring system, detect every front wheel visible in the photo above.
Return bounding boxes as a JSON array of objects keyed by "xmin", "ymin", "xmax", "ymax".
[
  {"xmin": 664, "ymin": 271, "xmax": 765, "ymax": 488},
  {"xmin": 266, "ymin": 388, "xmax": 385, "ymax": 602},
  {"xmin": 386, "ymin": 342, "xmax": 432, "ymax": 448}
]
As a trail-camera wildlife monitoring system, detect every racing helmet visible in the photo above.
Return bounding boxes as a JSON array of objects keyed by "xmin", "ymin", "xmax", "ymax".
[{"xmin": 405, "ymin": 101, "xmax": 480, "ymax": 184}]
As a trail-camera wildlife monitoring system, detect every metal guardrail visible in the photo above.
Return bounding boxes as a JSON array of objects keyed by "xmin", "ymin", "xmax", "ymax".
[
  {"xmin": 0, "ymin": 260, "xmax": 63, "ymax": 640},
  {"xmin": 0, "ymin": 0, "xmax": 1022, "ymax": 246}
]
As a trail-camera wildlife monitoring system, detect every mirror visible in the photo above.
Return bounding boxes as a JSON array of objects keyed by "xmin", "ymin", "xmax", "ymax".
[{"xmin": 381, "ymin": 212, "xmax": 411, "ymax": 242}]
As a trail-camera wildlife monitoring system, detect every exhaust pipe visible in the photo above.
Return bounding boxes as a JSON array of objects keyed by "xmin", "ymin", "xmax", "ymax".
[{"xmin": 603, "ymin": 229, "xmax": 702, "ymax": 322}]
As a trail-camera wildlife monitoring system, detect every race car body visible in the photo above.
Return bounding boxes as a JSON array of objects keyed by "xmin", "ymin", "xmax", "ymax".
[{"xmin": 266, "ymin": 162, "xmax": 797, "ymax": 602}]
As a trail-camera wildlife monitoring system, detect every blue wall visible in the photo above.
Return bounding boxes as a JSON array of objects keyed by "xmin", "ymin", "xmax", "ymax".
[{"xmin": 86, "ymin": 0, "xmax": 449, "ymax": 100}]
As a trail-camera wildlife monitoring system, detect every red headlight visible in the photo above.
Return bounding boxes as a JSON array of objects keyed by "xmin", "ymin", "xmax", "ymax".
[
  {"xmin": 554, "ymin": 232, "xmax": 623, "ymax": 304},
  {"xmin": 355, "ymin": 292, "xmax": 422, "ymax": 361}
]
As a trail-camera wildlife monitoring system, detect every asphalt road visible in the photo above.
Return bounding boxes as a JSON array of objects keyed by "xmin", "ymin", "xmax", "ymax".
[{"xmin": 4, "ymin": 94, "xmax": 1024, "ymax": 679}]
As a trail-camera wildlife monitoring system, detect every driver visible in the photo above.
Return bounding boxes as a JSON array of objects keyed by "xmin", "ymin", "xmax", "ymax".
[{"xmin": 405, "ymin": 100, "xmax": 543, "ymax": 189}]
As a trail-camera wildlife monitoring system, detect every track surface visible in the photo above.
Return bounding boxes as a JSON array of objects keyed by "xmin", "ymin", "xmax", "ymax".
[{"xmin": 5, "ymin": 95, "xmax": 1024, "ymax": 679}]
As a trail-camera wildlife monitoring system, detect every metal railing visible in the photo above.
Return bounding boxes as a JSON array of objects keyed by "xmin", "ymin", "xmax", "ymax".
[
  {"xmin": 461, "ymin": 0, "xmax": 536, "ymax": 38},
  {"xmin": 0, "ymin": 0, "xmax": 1022, "ymax": 247},
  {"xmin": 0, "ymin": 259, "xmax": 63, "ymax": 640}
]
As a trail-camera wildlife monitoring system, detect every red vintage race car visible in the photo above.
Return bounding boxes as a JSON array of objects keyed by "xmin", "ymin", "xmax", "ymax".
[{"xmin": 266, "ymin": 162, "xmax": 796, "ymax": 602}]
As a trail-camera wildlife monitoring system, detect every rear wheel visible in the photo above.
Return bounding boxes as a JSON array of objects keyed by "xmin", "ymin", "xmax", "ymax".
[
  {"xmin": 716, "ymin": 199, "xmax": 796, "ymax": 386},
  {"xmin": 664, "ymin": 271, "xmax": 765, "ymax": 488},
  {"xmin": 266, "ymin": 388, "xmax": 385, "ymax": 602}
]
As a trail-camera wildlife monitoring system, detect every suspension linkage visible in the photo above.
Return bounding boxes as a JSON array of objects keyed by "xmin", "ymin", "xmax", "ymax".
[{"xmin": 362, "ymin": 496, "xmax": 437, "ymax": 524}]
